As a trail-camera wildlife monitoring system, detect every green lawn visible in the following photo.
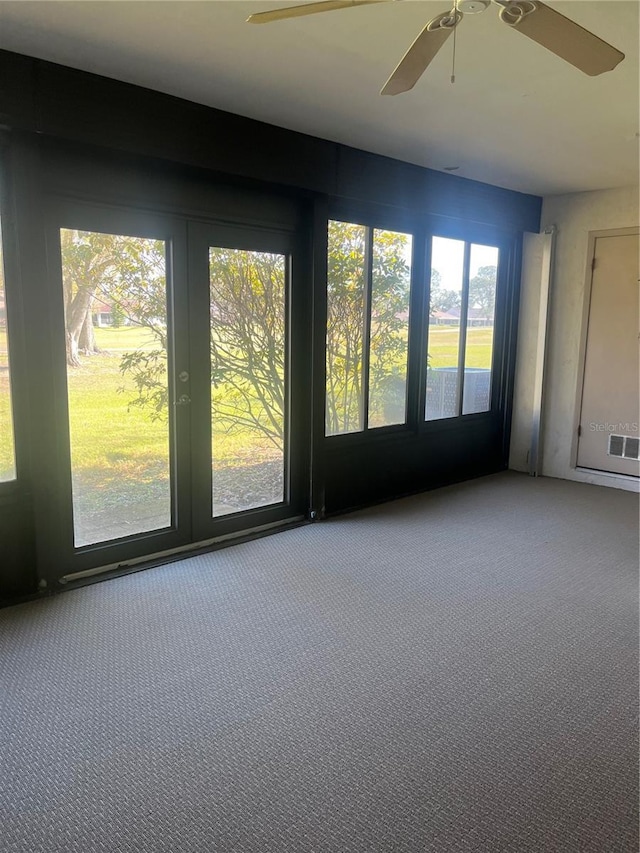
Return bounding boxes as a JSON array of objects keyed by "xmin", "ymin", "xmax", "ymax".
[
  {"xmin": 0, "ymin": 323, "xmax": 495, "ymax": 504},
  {"xmin": 69, "ymin": 325, "xmax": 278, "ymax": 488},
  {"xmin": 68, "ymin": 326, "xmax": 166, "ymax": 472},
  {"xmin": 63, "ymin": 326, "xmax": 281, "ymax": 541},
  {"xmin": 69, "ymin": 325, "xmax": 274, "ymax": 473},
  {"xmin": 428, "ymin": 326, "xmax": 493, "ymax": 369}
]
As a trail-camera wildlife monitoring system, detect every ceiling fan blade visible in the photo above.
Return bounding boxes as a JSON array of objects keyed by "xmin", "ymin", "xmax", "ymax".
[
  {"xmin": 381, "ymin": 11, "xmax": 461, "ymax": 96},
  {"xmin": 499, "ymin": 1, "xmax": 624, "ymax": 76},
  {"xmin": 247, "ymin": 0, "xmax": 387, "ymax": 24}
]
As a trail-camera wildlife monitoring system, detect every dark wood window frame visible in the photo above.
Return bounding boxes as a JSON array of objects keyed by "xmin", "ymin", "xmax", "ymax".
[
  {"xmin": 324, "ymin": 206, "xmax": 521, "ymax": 450},
  {"xmin": 0, "ymin": 48, "xmax": 537, "ymax": 599}
]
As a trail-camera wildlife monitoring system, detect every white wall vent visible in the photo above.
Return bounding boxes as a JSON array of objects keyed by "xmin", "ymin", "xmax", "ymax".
[
  {"xmin": 624, "ymin": 436, "xmax": 640, "ymax": 460},
  {"xmin": 608, "ymin": 434, "xmax": 639, "ymax": 460}
]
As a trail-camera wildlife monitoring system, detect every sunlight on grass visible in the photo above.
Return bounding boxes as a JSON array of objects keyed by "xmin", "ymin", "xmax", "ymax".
[
  {"xmin": 428, "ymin": 327, "xmax": 493, "ymax": 369},
  {"xmin": 66, "ymin": 326, "xmax": 272, "ymax": 522},
  {"xmin": 3, "ymin": 325, "xmax": 497, "ymax": 489},
  {"xmin": 66, "ymin": 324, "xmax": 281, "ymax": 542}
]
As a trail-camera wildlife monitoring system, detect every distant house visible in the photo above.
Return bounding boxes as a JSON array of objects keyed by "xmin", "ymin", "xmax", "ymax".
[
  {"xmin": 430, "ymin": 309, "xmax": 459, "ymax": 326},
  {"xmin": 91, "ymin": 295, "xmax": 142, "ymax": 328},
  {"xmin": 430, "ymin": 307, "xmax": 494, "ymax": 327},
  {"xmin": 91, "ymin": 295, "xmax": 114, "ymax": 327}
]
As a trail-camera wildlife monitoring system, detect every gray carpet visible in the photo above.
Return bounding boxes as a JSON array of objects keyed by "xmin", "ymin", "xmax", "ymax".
[{"xmin": 1, "ymin": 471, "xmax": 638, "ymax": 852}]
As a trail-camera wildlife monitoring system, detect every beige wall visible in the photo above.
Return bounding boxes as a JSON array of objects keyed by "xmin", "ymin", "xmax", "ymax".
[{"xmin": 510, "ymin": 185, "xmax": 639, "ymax": 491}]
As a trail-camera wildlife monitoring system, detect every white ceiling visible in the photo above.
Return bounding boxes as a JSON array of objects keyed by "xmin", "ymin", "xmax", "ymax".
[{"xmin": 0, "ymin": 0, "xmax": 637, "ymax": 196}]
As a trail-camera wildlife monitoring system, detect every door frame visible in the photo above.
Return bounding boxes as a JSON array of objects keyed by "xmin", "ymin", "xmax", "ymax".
[
  {"xmin": 40, "ymin": 197, "xmax": 313, "ymax": 586},
  {"xmin": 186, "ymin": 219, "xmax": 311, "ymax": 543},
  {"xmin": 571, "ymin": 226, "xmax": 640, "ymax": 474},
  {"xmin": 42, "ymin": 199, "xmax": 194, "ymax": 581}
]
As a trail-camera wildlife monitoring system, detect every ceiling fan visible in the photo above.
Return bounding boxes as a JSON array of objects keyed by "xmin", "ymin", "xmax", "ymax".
[{"xmin": 246, "ymin": 0, "xmax": 625, "ymax": 95}]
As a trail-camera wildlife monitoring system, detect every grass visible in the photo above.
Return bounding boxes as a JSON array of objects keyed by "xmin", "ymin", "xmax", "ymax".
[
  {"xmin": 427, "ymin": 326, "xmax": 493, "ymax": 369},
  {"xmin": 68, "ymin": 325, "xmax": 271, "ymax": 452},
  {"xmin": 0, "ymin": 323, "xmax": 495, "ymax": 527}
]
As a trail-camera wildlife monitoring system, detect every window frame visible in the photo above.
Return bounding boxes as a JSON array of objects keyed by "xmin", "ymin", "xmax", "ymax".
[
  {"xmin": 326, "ymin": 205, "xmax": 519, "ymax": 447},
  {"xmin": 0, "ymin": 142, "xmax": 28, "ymax": 496},
  {"xmin": 325, "ymin": 203, "xmax": 421, "ymax": 442},
  {"xmin": 425, "ymin": 236, "xmax": 499, "ymax": 423},
  {"xmin": 420, "ymin": 217, "xmax": 517, "ymax": 433}
]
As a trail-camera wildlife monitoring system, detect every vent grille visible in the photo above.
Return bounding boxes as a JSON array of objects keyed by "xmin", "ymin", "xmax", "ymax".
[
  {"xmin": 608, "ymin": 434, "xmax": 640, "ymax": 460},
  {"xmin": 625, "ymin": 436, "xmax": 640, "ymax": 460}
]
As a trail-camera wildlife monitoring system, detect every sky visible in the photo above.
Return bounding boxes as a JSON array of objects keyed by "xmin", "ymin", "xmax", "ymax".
[{"xmin": 432, "ymin": 236, "xmax": 499, "ymax": 292}]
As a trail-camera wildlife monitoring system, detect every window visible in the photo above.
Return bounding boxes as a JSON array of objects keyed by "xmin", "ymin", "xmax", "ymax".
[
  {"xmin": 426, "ymin": 237, "xmax": 499, "ymax": 421},
  {"xmin": 59, "ymin": 229, "xmax": 172, "ymax": 547},
  {"xmin": 0, "ymin": 218, "xmax": 16, "ymax": 482},
  {"xmin": 326, "ymin": 220, "xmax": 412, "ymax": 436},
  {"xmin": 209, "ymin": 246, "xmax": 287, "ymax": 515}
]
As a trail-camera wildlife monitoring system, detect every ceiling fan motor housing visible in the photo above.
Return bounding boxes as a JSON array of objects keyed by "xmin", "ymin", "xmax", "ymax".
[{"xmin": 458, "ymin": 0, "xmax": 490, "ymax": 12}]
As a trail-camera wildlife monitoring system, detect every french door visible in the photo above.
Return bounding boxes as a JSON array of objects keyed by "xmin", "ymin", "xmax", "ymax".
[
  {"xmin": 44, "ymin": 201, "xmax": 309, "ymax": 582},
  {"xmin": 187, "ymin": 221, "xmax": 308, "ymax": 542}
]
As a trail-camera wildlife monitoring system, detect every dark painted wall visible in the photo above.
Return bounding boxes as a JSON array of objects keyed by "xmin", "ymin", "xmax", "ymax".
[
  {"xmin": 0, "ymin": 48, "xmax": 541, "ymax": 601},
  {"xmin": 0, "ymin": 49, "xmax": 541, "ymax": 231}
]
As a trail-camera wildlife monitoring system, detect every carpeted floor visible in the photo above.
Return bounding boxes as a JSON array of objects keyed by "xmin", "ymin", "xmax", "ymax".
[{"xmin": 1, "ymin": 471, "xmax": 638, "ymax": 852}]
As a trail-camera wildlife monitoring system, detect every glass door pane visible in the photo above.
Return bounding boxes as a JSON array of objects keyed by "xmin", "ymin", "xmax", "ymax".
[
  {"xmin": 462, "ymin": 244, "xmax": 499, "ymax": 415},
  {"xmin": 368, "ymin": 228, "xmax": 412, "ymax": 428},
  {"xmin": 325, "ymin": 221, "xmax": 413, "ymax": 434},
  {"xmin": 326, "ymin": 221, "xmax": 367, "ymax": 436},
  {"xmin": 209, "ymin": 247, "xmax": 287, "ymax": 516},
  {"xmin": 0, "ymin": 218, "xmax": 16, "ymax": 482},
  {"xmin": 60, "ymin": 229, "xmax": 172, "ymax": 547},
  {"xmin": 426, "ymin": 237, "xmax": 465, "ymax": 420}
]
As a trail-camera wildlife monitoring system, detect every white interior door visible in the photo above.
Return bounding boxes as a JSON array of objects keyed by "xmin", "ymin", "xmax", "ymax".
[{"xmin": 577, "ymin": 232, "xmax": 639, "ymax": 476}]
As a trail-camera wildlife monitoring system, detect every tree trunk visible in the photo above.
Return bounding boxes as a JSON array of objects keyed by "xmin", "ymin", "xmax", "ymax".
[
  {"xmin": 66, "ymin": 329, "xmax": 81, "ymax": 367},
  {"xmin": 66, "ymin": 287, "xmax": 97, "ymax": 367},
  {"xmin": 78, "ymin": 308, "xmax": 101, "ymax": 355}
]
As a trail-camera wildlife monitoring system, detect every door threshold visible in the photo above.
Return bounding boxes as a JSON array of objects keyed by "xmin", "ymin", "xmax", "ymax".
[{"xmin": 60, "ymin": 515, "xmax": 307, "ymax": 586}]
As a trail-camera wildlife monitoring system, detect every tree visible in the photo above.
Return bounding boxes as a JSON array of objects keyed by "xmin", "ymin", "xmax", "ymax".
[
  {"xmin": 325, "ymin": 222, "xmax": 411, "ymax": 434},
  {"xmin": 209, "ymin": 248, "xmax": 286, "ymax": 449},
  {"xmin": 368, "ymin": 230, "xmax": 412, "ymax": 426},
  {"xmin": 469, "ymin": 265, "xmax": 497, "ymax": 317},
  {"xmin": 60, "ymin": 226, "xmax": 415, "ymax": 446},
  {"xmin": 429, "ymin": 268, "xmax": 462, "ymax": 314},
  {"xmin": 111, "ymin": 302, "xmax": 125, "ymax": 328},
  {"xmin": 430, "ymin": 287, "xmax": 461, "ymax": 314},
  {"xmin": 60, "ymin": 230, "xmax": 166, "ymax": 369},
  {"xmin": 60, "ymin": 229, "xmax": 114, "ymax": 366},
  {"xmin": 61, "ymin": 230, "xmax": 169, "ymax": 423},
  {"xmin": 325, "ymin": 222, "xmax": 366, "ymax": 434}
]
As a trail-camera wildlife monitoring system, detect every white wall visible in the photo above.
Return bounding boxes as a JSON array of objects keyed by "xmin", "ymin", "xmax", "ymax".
[{"xmin": 510, "ymin": 185, "xmax": 639, "ymax": 491}]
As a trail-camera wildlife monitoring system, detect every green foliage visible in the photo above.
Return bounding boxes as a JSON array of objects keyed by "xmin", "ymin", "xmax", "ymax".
[
  {"xmin": 326, "ymin": 222, "xmax": 366, "ymax": 433},
  {"xmin": 59, "ymin": 224, "xmax": 420, "ymax": 447},
  {"xmin": 118, "ymin": 348, "xmax": 168, "ymax": 421},
  {"xmin": 429, "ymin": 268, "xmax": 461, "ymax": 314},
  {"xmin": 368, "ymin": 229, "xmax": 412, "ymax": 427},
  {"xmin": 430, "ymin": 286, "xmax": 461, "ymax": 314},
  {"xmin": 61, "ymin": 230, "xmax": 169, "ymax": 414},
  {"xmin": 326, "ymin": 222, "xmax": 411, "ymax": 434},
  {"xmin": 110, "ymin": 302, "xmax": 125, "ymax": 328},
  {"xmin": 209, "ymin": 248, "xmax": 285, "ymax": 449},
  {"xmin": 469, "ymin": 265, "xmax": 497, "ymax": 316}
]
